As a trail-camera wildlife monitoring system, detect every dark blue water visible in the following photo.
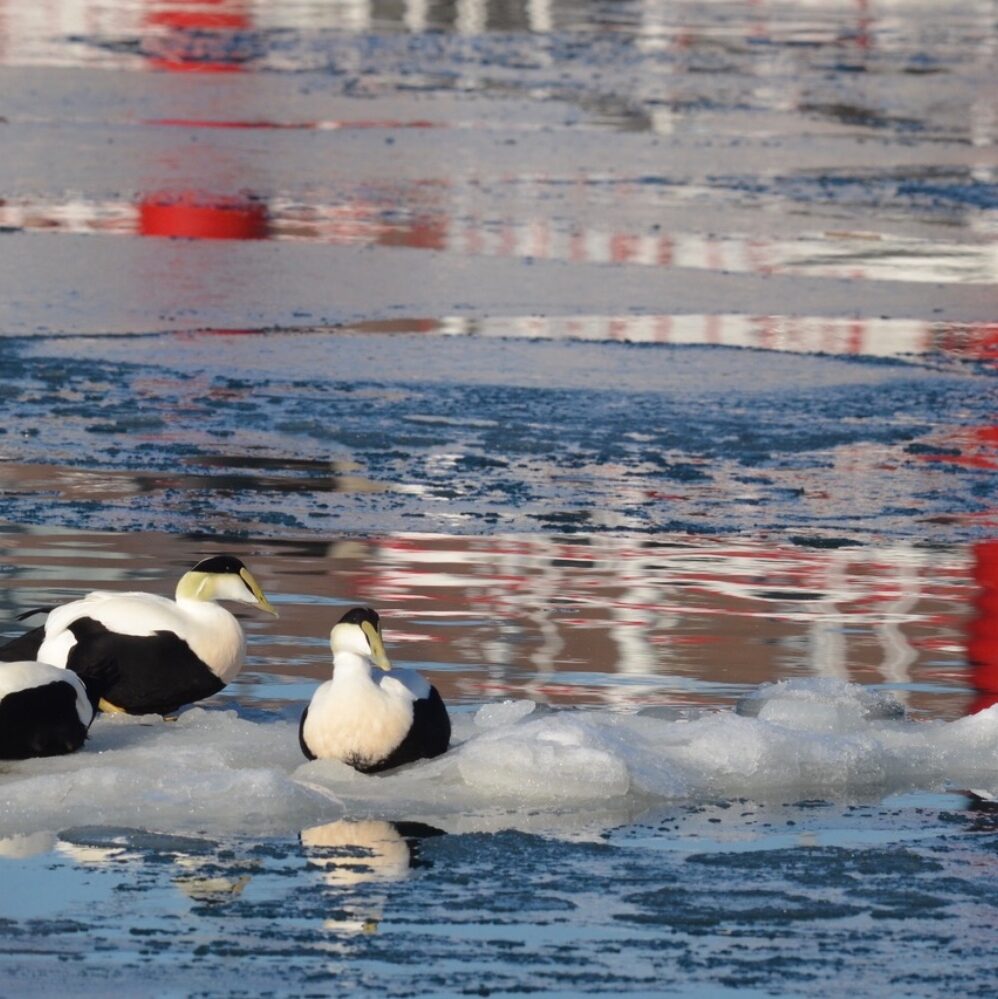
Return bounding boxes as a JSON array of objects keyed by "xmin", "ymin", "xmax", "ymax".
[
  {"xmin": 2, "ymin": 798, "xmax": 997, "ymax": 997},
  {"xmin": 0, "ymin": 332, "xmax": 993, "ymax": 541}
]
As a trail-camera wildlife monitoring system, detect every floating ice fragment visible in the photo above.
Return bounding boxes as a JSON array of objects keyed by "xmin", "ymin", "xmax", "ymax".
[
  {"xmin": 736, "ymin": 678, "xmax": 905, "ymax": 730},
  {"xmin": 458, "ymin": 714, "xmax": 631, "ymax": 801},
  {"xmin": 0, "ymin": 709, "xmax": 329, "ymax": 837},
  {"xmin": 473, "ymin": 699, "xmax": 537, "ymax": 729},
  {"xmin": 2, "ymin": 683, "xmax": 998, "ymax": 841},
  {"xmin": 0, "ymin": 830, "xmax": 57, "ymax": 859}
]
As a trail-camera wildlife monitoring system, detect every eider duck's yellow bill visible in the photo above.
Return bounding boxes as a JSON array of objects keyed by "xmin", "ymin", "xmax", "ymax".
[
  {"xmin": 98, "ymin": 698, "xmax": 127, "ymax": 714},
  {"xmin": 361, "ymin": 621, "xmax": 392, "ymax": 670},
  {"xmin": 240, "ymin": 568, "xmax": 279, "ymax": 617}
]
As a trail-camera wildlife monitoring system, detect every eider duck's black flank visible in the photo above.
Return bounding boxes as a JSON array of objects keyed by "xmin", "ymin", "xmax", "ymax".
[
  {"xmin": 299, "ymin": 705, "xmax": 317, "ymax": 761},
  {"xmin": 68, "ymin": 656, "xmax": 120, "ymax": 713},
  {"xmin": 0, "ymin": 555, "xmax": 277, "ymax": 716},
  {"xmin": 299, "ymin": 606, "xmax": 451, "ymax": 773},
  {"xmin": 66, "ymin": 619, "xmax": 225, "ymax": 716},
  {"xmin": 0, "ymin": 661, "xmax": 107, "ymax": 760},
  {"xmin": 0, "ymin": 681, "xmax": 87, "ymax": 759}
]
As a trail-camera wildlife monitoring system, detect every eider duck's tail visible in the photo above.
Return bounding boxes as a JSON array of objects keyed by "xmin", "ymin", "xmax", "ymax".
[
  {"xmin": 0, "ymin": 621, "xmax": 49, "ymax": 663},
  {"xmin": 0, "ymin": 606, "xmax": 55, "ymax": 663},
  {"xmin": 16, "ymin": 607, "xmax": 55, "ymax": 622}
]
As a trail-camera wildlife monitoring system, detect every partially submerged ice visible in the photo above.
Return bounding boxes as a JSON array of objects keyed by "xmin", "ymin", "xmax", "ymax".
[
  {"xmin": 735, "ymin": 678, "xmax": 907, "ymax": 726},
  {"xmin": 1, "ymin": 680, "xmax": 996, "ymax": 840}
]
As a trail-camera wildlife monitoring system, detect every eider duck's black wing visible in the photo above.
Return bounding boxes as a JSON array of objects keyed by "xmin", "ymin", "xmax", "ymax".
[
  {"xmin": 299, "ymin": 705, "xmax": 317, "ymax": 761},
  {"xmin": 0, "ymin": 679, "xmax": 88, "ymax": 760},
  {"xmin": 66, "ymin": 618, "xmax": 224, "ymax": 716},
  {"xmin": 366, "ymin": 686, "xmax": 451, "ymax": 775}
]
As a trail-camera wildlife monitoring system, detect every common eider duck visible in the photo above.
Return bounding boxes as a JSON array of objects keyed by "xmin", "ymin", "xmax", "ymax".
[
  {"xmin": 0, "ymin": 555, "xmax": 277, "ymax": 716},
  {"xmin": 299, "ymin": 607, "xmax": 450, "ymax": 773},
  {"xmin": 0, "ymin": 659, "xmax": 116, "ymax": 759}
]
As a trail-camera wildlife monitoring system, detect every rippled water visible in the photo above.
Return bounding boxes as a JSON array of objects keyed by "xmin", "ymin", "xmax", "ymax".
[
  {"xmin": 0, "ymin": 526, "xmax": 985, "ymax": 718},
  {"xmin": 1, "ymin": 528, "xmax": 997, "ymax": 995},
  {"xmin": 0, "ymin": 0, "xmax": 996, "ymax": 994},
  {"xmin": 1, "ymin": 332, "xmax": 995, "ymax": 541}
]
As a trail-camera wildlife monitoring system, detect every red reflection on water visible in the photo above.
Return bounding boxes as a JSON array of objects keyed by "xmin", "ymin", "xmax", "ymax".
[
  {"xmin": 144, "ymin": 0, "xmax": 250, "ymax": 73},
  {"xmin": 968, "ymin": 541, "xmax": 998, "ymax": 713},
  {"xmin": 914, "ymin": 426, "xmax": 998, "ymax": 473},
  {"xmin": 139, "ymin": 191, "xmax": 268, "ymax": 240},
  {"xmin": 935, "ymin": 323, "xmax": 998, "ymax": 367},
  {"xmin": 146, "ymin": 119, "xmax": 440, "ymax": 130}
]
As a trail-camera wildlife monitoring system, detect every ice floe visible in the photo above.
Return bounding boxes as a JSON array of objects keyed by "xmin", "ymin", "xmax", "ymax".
[{"xmin": 1, "ymin": 681, "xmax": 996, "ymax": 840}]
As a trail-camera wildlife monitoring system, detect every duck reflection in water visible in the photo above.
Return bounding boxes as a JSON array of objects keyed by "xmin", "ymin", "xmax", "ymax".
[{"xmin": 300, "ymin": 818, "xmax": 444, "ymax": 934}]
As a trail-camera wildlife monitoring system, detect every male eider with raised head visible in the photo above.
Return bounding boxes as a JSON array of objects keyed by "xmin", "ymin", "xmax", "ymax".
[
  {"xmin": 299, "ymin": 607, "xmax": 450, "ymax": 773},
  {"xmin": 0, "ymin": 555, "xmax": 277, "ymax": 717},
  {"xmin": 0, "ymin": 659, "xmax": 116, "ymax": 759}
]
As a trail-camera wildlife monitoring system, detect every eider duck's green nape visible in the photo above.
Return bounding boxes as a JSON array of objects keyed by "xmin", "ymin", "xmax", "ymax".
[{"xmin": 176, "ymin": 555, "xmax": 279, "ymax": 616}]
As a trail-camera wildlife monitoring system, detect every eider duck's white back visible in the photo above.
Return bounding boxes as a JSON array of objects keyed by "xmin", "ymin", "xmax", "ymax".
[
  {"xmin": 0, "ymin": 555, "xmax": 278, "ymax": 717},
  {"xmin": 0, "ymin": 660, "xmax": 114, "ymax": 759},
  {"xmin": 299, "ymin": 607, "xmax": 451, "ymax": 774}
]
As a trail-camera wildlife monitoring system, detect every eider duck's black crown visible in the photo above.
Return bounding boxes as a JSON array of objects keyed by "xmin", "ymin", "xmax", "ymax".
[
  {"xmin": 191, "ymin": 555, "xmax": 247, "ymax": 575},
  {"xmin": 337, "ymin": 607, "xmax": 380, "ymax": 628}
]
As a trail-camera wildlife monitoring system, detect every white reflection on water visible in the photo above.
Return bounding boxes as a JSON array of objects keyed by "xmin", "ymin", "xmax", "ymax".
[
  {"xmin": 0, "ymin": 527, "xmax": 981, "ymax": 717},
  {"xmin": 361, "ymin": 533, "xmax": 975, "ymax": 713},
  {"xmin": 0, "ymin": 0, "xmax": 995, "ymax": 55},
  {"xmin": 3, "ymin": 192, "xmax": 995, "ymax": 287}
]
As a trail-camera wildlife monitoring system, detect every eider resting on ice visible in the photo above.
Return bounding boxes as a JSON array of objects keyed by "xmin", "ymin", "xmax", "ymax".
[
  {"xmin": 299, "ymin": 607, "xmax": 450, "ymax": 773},
  {"xmin": 0, "ymin": 556, "xmax": 277, "ymax": 716},
  {"xmin": 0, "ymin": 659, "xmax": 116, "ymax": 759}
]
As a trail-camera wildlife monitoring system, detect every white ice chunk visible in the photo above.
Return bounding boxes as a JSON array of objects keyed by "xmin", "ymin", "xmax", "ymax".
[
  {"xmin": 0, "ymin": 709, "xmax": 333, "ymax": 837},
  {"xmin": 0, "ymin": 830, "xmax": 58, "ymax": 859},
  {"xmin": 473, "ymin": 699, "xmax": 537, "ymax": 729},
  {"xmin": 1, "ymin": 682, "xmax": 997, "ymax": 839},
  {"xmin": 736, "ymin": 678, "xmax": 905, "ymax": 729},
  {"xmin": 458, "ymin": 714, "xmax": 630, "ymax": 801}
]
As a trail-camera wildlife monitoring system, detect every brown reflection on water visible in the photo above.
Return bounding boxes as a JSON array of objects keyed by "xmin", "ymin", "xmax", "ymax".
[
  {"xmin": 0, "ymin": 526, "xmax": 978, "ymax": 719},
  {"xmin": 0, "ymin": 460, "xmax": 389, "ymax": 503}
]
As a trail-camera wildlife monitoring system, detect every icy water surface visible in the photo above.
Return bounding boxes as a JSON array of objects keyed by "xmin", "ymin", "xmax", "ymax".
[
  {"xmin": 0, "ymin": 0, "xmax": 996, "ymax": 994},
  {"xmin": 0, "ymin": 330, "xmax": 995, "ymax": 541},
  {"xmin": 1, "ymin": 529, "xmax": 997, "ymax": 995}
]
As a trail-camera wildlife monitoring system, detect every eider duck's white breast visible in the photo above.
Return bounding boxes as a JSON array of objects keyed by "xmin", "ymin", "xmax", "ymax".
[
  {"xmin": 0, "ymin": 660, "xmax": 91, "ymax": 725},
  {"xmin": 303, "ymin": 674, "xmax": 414, "ymax": 765}
]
